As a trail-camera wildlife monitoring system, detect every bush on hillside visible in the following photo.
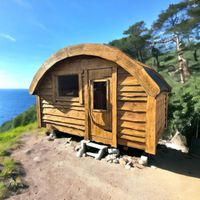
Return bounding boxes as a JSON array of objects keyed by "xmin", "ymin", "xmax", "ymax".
[
  {"xmin": 166, "ymin": 77, "xmax": 200, "ymax": 145},
  {"xmin": 0, "ymin": 105, "xmax": 37, "ymax": 133}
]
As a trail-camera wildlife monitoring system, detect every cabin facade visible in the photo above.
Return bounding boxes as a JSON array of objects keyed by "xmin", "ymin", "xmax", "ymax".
[{"xmin": 29, "ymin": 44, "xmax": 171, "ymax": 155}]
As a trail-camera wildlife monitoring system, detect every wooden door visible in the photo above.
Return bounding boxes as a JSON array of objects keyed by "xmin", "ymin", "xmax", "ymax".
[{"xmin": 87, "ymin": 68, "xmax": 113, "ymax": 145}]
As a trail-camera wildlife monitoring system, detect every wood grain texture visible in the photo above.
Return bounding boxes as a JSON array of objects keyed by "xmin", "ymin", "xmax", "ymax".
[
  {"xmin": 145, "ymin": 96, "xmax": 156, "ymax": 154},
  {"xmin": 30, "ymin": 44, "xmax": 170, "ymax": 155},
  {"xmin": 112, "ymin": 67, "xmax": 118, "ymax": 147},
  {"xmin": 118, "ymin": 139, "xmax": 145, "ymax": 150},
  {"xmin": 84, "ymin": 69, "xmax": 89, "ymax": 140},
  {"xmin": 36, "ymin": 96, "xmax": 42, "ymax": 128},
  {"xmin": 51, "ymin": 124, "xmax": 84, "ymax": 136},
  {"xmin": 29, "ymin": 44, "xmax": 171, "ymax": 97}
]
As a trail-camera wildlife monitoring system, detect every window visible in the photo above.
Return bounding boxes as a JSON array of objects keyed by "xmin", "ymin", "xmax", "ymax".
[
  {"xmin": 57, "ymin": 75, "xmax": 79, "ymax": 97},
  {"xmin": 93, "ymin": 81, "xmax": 107, "ymax": 110}
]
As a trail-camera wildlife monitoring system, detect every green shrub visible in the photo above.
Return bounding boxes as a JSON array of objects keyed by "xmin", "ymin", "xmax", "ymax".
[
  {"xmin": 166, "ymin": 76, "xmax": 200, "ymax": 145},
  {"xmin": 0, "ymin": 105, "xmax": 37, "ymax": 133}
]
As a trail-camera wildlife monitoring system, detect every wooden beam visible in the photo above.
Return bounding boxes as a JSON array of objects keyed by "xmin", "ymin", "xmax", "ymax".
[
  {"xmin": 112, "ymin": 67, "xmax": 117, "ymax": 147},
  {"xmin": 29, "ymin": 44, "xmax": 168, "ymax": 97},
  {"xmin": 145, "ymin": 96, "xmax": 156, "ymax": 154},
  {"xmin": 36, "ymin": 95, "xmax": 42, "ymax": 128},
  {"xmin": 84, "ymin": 69, "xmax": 89, "ymax": 140}
]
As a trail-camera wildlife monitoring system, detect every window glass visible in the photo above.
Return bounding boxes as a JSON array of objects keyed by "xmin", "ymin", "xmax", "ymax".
[
  {"xmin": 93, "ymin": 81, "xmax": 107, "ymax": 110},
  {"xmin": 58, "ymin": 75, "xmax": 79, "ymax": 97}
]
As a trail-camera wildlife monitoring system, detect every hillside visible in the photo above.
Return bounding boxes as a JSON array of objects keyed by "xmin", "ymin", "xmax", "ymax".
[
  {"xmin": 0, "ymin": 106, "xmax": 37, "ymax": 199},
  {"xmin": 0, "ymin": 105, "xmax": 37, "ymax": 133}
]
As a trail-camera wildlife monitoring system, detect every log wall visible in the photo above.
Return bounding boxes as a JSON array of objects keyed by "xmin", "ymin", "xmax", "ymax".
[
  {"xmin": 37, "ymin": 62, "xmax": 85, "ymax": 137},
  {"xmin": 36, "ymin": 56, "xmax": 168, "ymax": 153},
  {"xmin": 155, "ymin": 93, "xmax": 168, "ymax": 143},
  {"xmin": 117, "ymin": 68, "xmax": 147, "ymax": 150}
]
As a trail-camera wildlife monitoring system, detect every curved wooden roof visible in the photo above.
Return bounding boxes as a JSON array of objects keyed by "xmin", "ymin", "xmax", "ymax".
[{"xmin": 29, "ymin": 43, "xmax": 171, "ymax": 96}]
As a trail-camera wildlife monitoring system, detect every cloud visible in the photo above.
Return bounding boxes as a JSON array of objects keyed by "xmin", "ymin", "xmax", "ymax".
[
  {"xmin": 0, "ymin": 33, "xmax": 16, "ymax": 42},
  {"xmin": 34, "ymin": 22, "xmax": 49, "ymax": 32}
]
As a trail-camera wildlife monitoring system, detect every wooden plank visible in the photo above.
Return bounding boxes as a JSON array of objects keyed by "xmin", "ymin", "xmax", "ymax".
[
  {"xmin": 42, "ymin": 108, "xmax": 85, "ymax": 120},
  {"xmin": 38, "ymin": 89, "xmax": 52, "ymax": 96},
  {"xmin": 40, "ymin": 85, "xmax": 52, "ymax": 90},
  {"xmin": 40, "ymin": 95, "xmax": 53, "ymax": 102},
  {"xmin": 79, "ymin": 73, "xmax": 83, "ymax": 104},
  {"xmin": 117, "ymin": 67, "xmax": 129, "ymax": 74},
  {"xmin": 145, "ymin": 96, "xmax": 156, "ymax": 155},
  {"xmin": 50, "ymin": 124, "xmax": 84, "ymax": 137},
  {"xmin": 42, "ymin": 104, "xmax": 85, "ymax": 111},
  {"xmin": 118, "ymin": 134, "xmax": 146, "ymax": 143},
  {"xmin": 84, "ymin": 69, "xmax": 89, "ymax": 140},
  {"xmin": 118, "ymin": 127, "xmax": 146, "ymax": 137},
  {"xmin": 43, "ymin": 120, "xmax": 85, "ymax": 130},
  {"xmin": 118, "ymin": 120, "xmax": 146, "ymax": 131},
  {"xmin": 29, "ymin": 44, "xmax": 166, "ymax": 97},
  {"xmin": 118, "ymin": 85, "xmax": 145, "ymax": 92},
  {"xmin": 118, "ymin": 101, "xmax": 147, "ymax": 112},
  {"xmin": 112, "ymin": 66, "xmax": 117, "ymax": 147},
  {"xmin": 118, "ymin": 75, "xmax": 139, "ymax": 86},
  {"xmin": 118, "ymin": 111, "xmax": 146, "ymax": 122},
  {"xmin": 42, "ymin": 99, "xmax": 83, "ymax": 107},
  {"xmin": 90, "ymin": 135, "xmax": 112, "ymax": 146},
  {"xmin": 118, "ymin": 92, "xmax": 147, "ymax": 97},
  {"xmin": 36, "ymin": 95, "xmax": 42, "ymax": 128},
  {"xmin": 118, "ymin": 139, "xmax": 145, "ymax": 150},
  {"xmin": 42, "ymin": 115, "xmax": 85, "ymax": 126},
  {"xmin": 118, "ymin": 96, "xmax": 147, "ymax": 101}
]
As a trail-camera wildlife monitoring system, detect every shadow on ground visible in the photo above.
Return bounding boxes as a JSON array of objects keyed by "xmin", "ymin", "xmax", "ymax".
[
  {"xmin": 54, "ymin": 131, "xmax": 200, "ymax": 179},
  {"xmin": 149, "ymin": 144, "xmax": 200, "ymax": 179}
]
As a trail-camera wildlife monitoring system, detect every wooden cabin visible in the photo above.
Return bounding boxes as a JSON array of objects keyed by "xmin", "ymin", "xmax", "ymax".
[{"xmin": 29, "ymin": 44, "xmax": 171, "ymax": 155}]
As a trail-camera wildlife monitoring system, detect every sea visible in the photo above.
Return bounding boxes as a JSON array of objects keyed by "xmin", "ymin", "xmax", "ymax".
[{"xmin": 0, "ymin": 89, "xmax": 35, "ymax": 126}]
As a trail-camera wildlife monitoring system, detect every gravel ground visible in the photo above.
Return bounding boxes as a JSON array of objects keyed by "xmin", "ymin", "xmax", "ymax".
[{"xmin": 8, "ymin": 131, "xmax": 200, "ymax": 200}]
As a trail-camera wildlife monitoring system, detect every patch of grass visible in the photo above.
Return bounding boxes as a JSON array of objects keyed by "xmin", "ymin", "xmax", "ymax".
[
  {"xmin": 0, "ymin": 122, "xmax": 37, "ymax": 156},
  {"xmin": 0, "ymin": 122, "xmax": 37, "ymax": 199},
  {"xmin": 0, "ymin": 182, "xmax": 8, "ymax": 199},
  {"xmin": 0, "ymin": 105, "xmax": 37, "ymax": 133},
  {"xmin": 0, "ymin": 158, "xmax": 16, "ymax": 178}
]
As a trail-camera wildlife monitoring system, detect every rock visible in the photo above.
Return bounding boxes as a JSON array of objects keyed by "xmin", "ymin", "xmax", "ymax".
[
  {"xmin": 76, "ymin": 142, "xmax": 86, "ymax": 158},
  {"xmin": 47, "ymin": 130, "xmax": 57, "ymax": 141},
  {"xmin": 113, "ymin": 158, "xmax": 119, "ymax": 164},
  {"xmin": 165, "ymin": 131, "xmax": 189, "ymax": 153},
  {"xmin": 33, "ymin": 156, "xmax": 41, "ymax": 163},
  {"xmin": 108, "ymin": 148, "xmax": 120, "ymax": 156},
  {"xmin": 138, "ymin": 155, "xmax": 148, "ymax": 166},
  {"xmin": 119, "ymin": 158, "xmax": 127, "ymax": 167},
  {"xmin": 24, "ymin": 149, "xmax": 32, "ymax": 155},
  {"xmin": 134, "ymin": 163, "xmax": 144, "ymax": 169},
  {"xmin": 74, "ymin": 145, "xmax": 81, "ymax": 152},
  {"xmin": 65, "ymin": 137, "xmax": 72, "ymax": 144},
  {"xmin": 126, "ymin": 161, "xmax": 133, "ymax": 167},
  {"xmin": 106, "ymin": 154, "xmax": 117, "ymax": 162},
  {"xmin": 47, "ymin": 135, "xmax": 54, "ymax": 141},
  {"xmin": 125, "ymin": 164, "xmax": 131, "ymax": 170},
  {"xmin": 123, "ymin": 156, "xmax": 132, "ymax": 163},
  {"xmin": 150, "ymin": 165, "xmax": 157, "ymax": 169}
]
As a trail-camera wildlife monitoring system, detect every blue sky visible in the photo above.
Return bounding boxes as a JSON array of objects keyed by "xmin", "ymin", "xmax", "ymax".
[{"xmin": 0, "ymin": 0, "xmax": 181, "ymax": 89}]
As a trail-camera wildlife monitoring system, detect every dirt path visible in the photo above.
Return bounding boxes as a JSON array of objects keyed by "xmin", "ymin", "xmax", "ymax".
[{"xmin": 8, "ymin": 131, "xmax": 200, "ymax": 200}]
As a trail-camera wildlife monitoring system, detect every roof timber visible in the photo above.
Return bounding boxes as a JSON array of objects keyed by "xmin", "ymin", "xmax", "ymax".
[{"xmin": 29, "ymin": 43, "xmax": 171, "ymax": 96}]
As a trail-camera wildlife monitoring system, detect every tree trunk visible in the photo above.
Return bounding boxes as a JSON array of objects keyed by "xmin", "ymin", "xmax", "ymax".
[{"xmin": 175, "ymin": 35, "xmax": 190, "ymax": 83}]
